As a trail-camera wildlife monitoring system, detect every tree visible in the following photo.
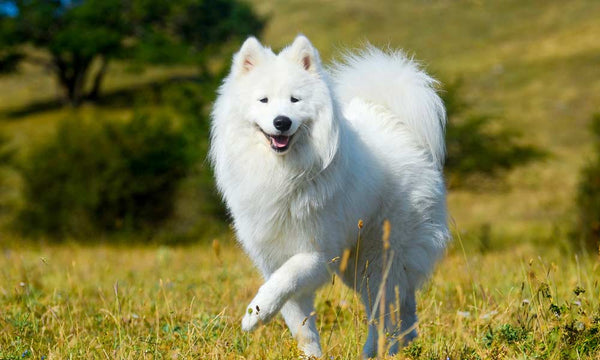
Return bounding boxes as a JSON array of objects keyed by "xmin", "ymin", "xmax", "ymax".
[{"xmin": 0, "ymin": 0, "xmax": 264, "ymax": 106}]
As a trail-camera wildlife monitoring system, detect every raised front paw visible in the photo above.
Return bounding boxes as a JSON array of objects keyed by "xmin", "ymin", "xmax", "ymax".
[
  {"xmin": 241, "ymin": 305, "xmax": 261, "ymax": 331},
  {"xmin": 241, "ymin": 290, "xmax": 281, "ymax": 331}
]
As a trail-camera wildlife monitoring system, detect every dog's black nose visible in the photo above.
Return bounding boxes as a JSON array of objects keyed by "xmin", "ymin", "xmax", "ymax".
[{"xmin": 273, "ymin": 116, "xmax": 292, "ymax": 132}]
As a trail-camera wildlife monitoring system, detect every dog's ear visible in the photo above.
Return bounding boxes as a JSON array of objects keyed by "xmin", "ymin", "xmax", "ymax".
[
  {"xmin": 313, "ymin": 103, "xmax": 340, "ymax": 170},
  {"xmin": 285, "ymin": 35, "xmax": 321, "ymax": 73},
  {"xmin": 233, "ymin": 37, "xmax": 264, "ymax": 76}
]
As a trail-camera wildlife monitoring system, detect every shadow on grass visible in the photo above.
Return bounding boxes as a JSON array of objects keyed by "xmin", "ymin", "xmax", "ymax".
[{"xmin": 0, "ymin": 75, "xmax": 204, "ymax": 120}]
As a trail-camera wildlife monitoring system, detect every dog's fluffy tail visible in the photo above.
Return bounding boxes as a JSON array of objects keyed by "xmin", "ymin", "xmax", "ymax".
[{"xmin": 332, "ymin": 45, "xmax": 446, "ymax": 168}]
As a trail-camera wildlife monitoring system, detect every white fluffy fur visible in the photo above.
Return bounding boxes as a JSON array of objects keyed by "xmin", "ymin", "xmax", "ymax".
[{"xmin": 210, "ymin": 35, "xmax": 449, "ymax": 358}]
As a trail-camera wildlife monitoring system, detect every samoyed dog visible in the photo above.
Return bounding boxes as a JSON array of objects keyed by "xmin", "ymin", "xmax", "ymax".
[{"xmin": 210, "ymin": 35, "xmax": 449, "ymax": 358}]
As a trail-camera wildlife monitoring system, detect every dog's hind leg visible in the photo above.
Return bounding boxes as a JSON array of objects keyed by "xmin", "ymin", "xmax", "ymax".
[
  {"xmin": 281, "ymin": 294, "xmax": 322, "ymax": 357},
  {"xmin": 385, "ymin": 289, "xmax": 418, "ymax": 355},
  {"xmin": 398, "ymin": 290, "xmax": 418, "ymax": 346},
  {"xmin": 358, "ymin": 268, "xmax": 417, "ymax": 358}
]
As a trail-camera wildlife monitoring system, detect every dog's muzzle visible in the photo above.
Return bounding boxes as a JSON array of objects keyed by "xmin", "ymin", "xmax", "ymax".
[{"xmin": 261, "ymin": 130, "xmax": 293, "ymax": 153}]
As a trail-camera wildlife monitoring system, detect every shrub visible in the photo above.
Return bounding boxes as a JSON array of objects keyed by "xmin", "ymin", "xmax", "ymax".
[
  {"xmin": 445, "ymin": 115, "xmax": 545, "ymax": 185},
  {"xmin": 0, "ymin": 132, "xmax": 14, "ymax": 165},
  {"xmin": 0, "ymin": 132, "xmax": 15, "ymax": 216},
  {"xmin": 156, "ymin": 81, "xmax": 229, "ymax": 240},
  {"xmin": 18, "ymin": 114, "xmax": 195, "ymax": 236},
  {"xmin": 442, "ymin": 79, "xmax": 546, "ymax": 187},
  {"xmin": 575, "ymin": 114, "xmax": 600, "ymax": 252}
]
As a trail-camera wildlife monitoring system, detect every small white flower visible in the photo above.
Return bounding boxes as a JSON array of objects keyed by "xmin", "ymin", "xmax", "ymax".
[
  {"xmin": 480, "ymin": 310, "xmax": 498, "ymax": 320},
  {"xmin": 457, "ymin": 310, "xmax": 471, "ymax": 318}
]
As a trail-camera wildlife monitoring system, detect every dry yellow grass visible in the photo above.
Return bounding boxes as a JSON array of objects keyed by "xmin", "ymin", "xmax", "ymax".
[{"xmin": 1, "ymin": 236, "xmax": 598, "ymax": 359}]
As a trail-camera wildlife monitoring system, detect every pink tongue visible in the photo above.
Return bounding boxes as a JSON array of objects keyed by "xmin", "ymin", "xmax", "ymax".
[{"xmin": 272, "ymin": 135, "xmax": 289, "ymax": 148}]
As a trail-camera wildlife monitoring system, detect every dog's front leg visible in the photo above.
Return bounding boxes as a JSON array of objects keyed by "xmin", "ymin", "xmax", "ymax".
[{"xmin": 241, "ymin": 252, "xmax": 329, "ymax": 332}]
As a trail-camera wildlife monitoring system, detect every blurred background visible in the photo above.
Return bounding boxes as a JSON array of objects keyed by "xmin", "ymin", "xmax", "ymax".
[{"xmin": 1, "ymin": 0, "xmax": 599, "ymax": 252}]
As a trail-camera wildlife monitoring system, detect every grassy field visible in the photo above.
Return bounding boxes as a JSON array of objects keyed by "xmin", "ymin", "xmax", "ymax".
[
  {"xmin": 1, "ymin": 0, "xmax": 600, "ymax": 358},
  {"xmin": 1, "ymin": 236, "xmax": 598, "ymax": 359}
]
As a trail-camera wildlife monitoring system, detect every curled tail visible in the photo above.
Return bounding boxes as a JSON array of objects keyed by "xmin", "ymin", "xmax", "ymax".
[{"xmin": 332, "ymin": 45, "xmax": 446, "ymax": 168}]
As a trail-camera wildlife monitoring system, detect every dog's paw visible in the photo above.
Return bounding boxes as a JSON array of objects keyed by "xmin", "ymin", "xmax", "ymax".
[
  {"xmin": 241, "ymin": 290, "xmax": 281, "ymax": 331},
  {"xmin": 241, "ymin": 305, "xmax": 261, "ymax": 331}
]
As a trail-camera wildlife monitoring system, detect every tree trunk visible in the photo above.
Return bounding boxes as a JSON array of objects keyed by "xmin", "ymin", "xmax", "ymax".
[
  {"xmin": 53, "ymin": 54, "xmax": 92, "ymax": 107},
  {"xmin": 87, "ymin": 55, "xmax": 109, "ymax": 101}
]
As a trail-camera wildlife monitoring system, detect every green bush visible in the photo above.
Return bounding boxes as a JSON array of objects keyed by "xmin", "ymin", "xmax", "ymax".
[
  {"xmin": 18, "ymin": 114, "xmax": 195, "ymax": 236},
  {"xmin": 445, "ymin": 115, "xmax": 545, "ymax": 184},
  {"xmin": 155, "ymin": 81, "xmax": 229, "ymax": 241},
  {"xmin": 0, "ymin": 132, "xmax": 15, "ymax": 216},
  {"xmin": 575, "ymin": 114, "xmax": 600, "ymax": 252},
  {"xmin": 442, "ymin": 79, "xmax": 546, "ymax": 187},
  {"xmin": 0, "ymin": 132, "xmax": 14, "ymax": 165}
]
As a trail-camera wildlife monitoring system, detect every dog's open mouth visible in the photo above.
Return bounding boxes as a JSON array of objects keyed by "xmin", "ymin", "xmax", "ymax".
[{"xmin": 261, "ymin": 130, "xmax": 293, "ymax": 153}]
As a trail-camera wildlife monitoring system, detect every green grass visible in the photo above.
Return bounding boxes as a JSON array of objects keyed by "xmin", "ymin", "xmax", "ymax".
[{"xmin": 1, "ymin": 237, "xmax": 598, "ymax": 359}]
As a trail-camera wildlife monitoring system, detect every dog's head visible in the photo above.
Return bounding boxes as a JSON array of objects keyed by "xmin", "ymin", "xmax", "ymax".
[{"xmin": 216, "ymin": 35, "xmax": 339, "ymax": 170}]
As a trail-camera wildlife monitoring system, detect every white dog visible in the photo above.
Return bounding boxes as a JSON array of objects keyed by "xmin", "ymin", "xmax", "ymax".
[{"xmin": 210, "ymin": 35, "xmax": 449, "ymax": 358}]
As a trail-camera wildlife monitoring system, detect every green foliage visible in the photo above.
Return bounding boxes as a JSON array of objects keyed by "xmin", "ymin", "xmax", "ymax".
[
  {"xmin": 157, "ymin": 81, "xmax": 229, "ymax": 239},
  {"xmin": 443, "ymin": 80, "xmax": 546, "ymax": 187},
  {"xmin": 483, "ymin": 323, "xmax": 529, "ymax": 347},
  {"xmin": 18, "ymin": 114, "xmax": 196, "ymax": 236},
  {"xmin": 575, "ymin": 114, "xmax": 600, "ymax": 251},
  {"xmin": 0, "ymin": 51, "xmax": 22, "ymax": 73},
  {"xmin": 172, "ymin": 0, "xmax": 265, "ymax": 51},
  {"xmin": 445, "ymin": 115, "xmax": 545, "ymax": 183},
  {"xmin": 0, "ymin": 132, "xmax": 15, "ymax": 217},
  {"xmin": 0, "ymin": 0, "xmax": 264, "ymax": 105},
  {"xmin": 0, "ymin": 132, "xmax": 14, "ymax": 165}
]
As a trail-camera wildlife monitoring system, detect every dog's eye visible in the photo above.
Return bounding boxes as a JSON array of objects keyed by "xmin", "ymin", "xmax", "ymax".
[
  {"xmin": 259, "ymin": 97, "xmax": 268, "ymax": 103},
  {"xmin": 290, "ymin": 96, "xmax": 300, "ymax": 103}
]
